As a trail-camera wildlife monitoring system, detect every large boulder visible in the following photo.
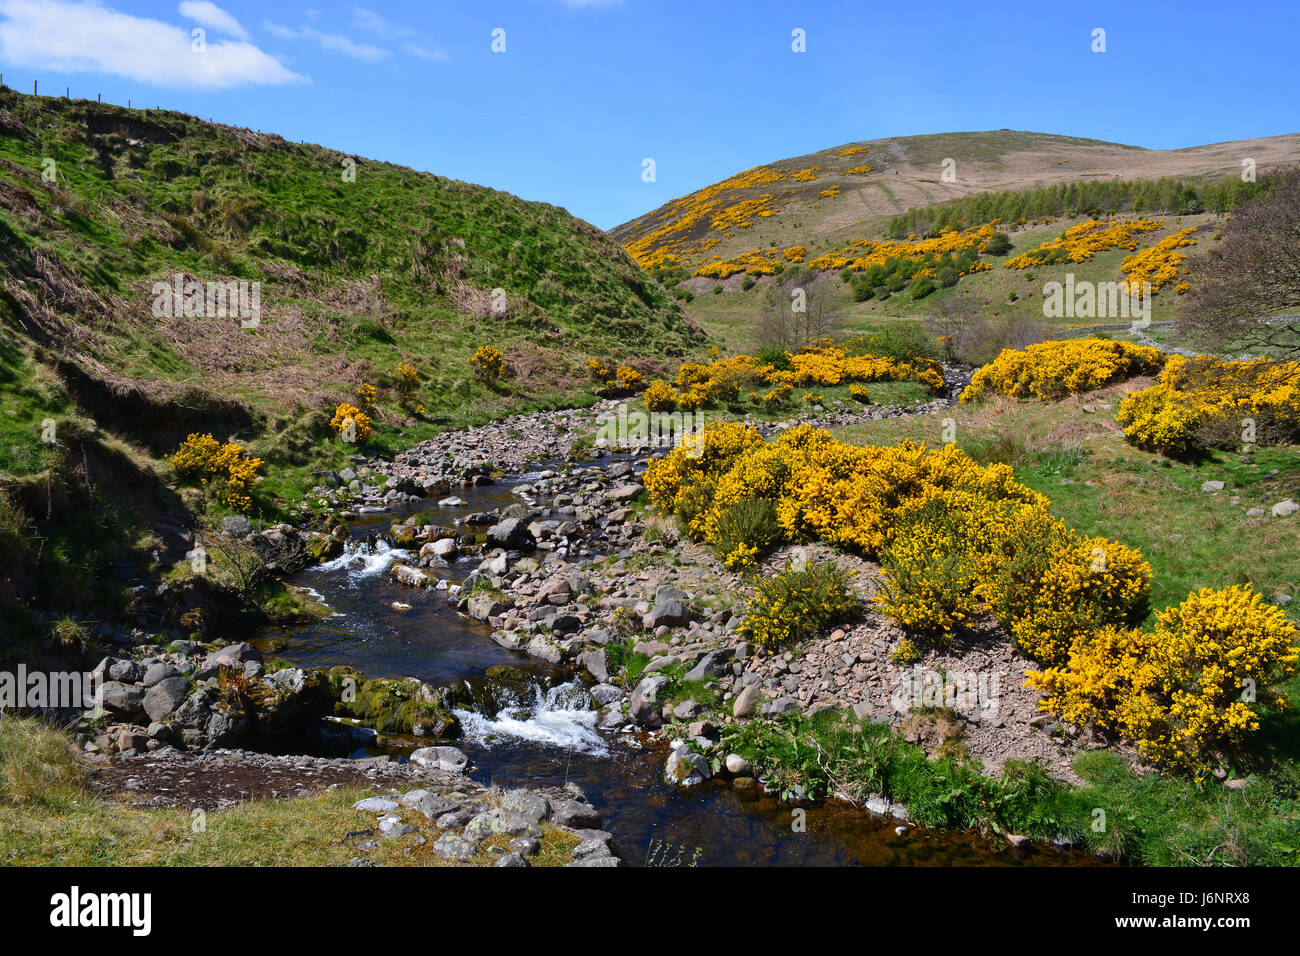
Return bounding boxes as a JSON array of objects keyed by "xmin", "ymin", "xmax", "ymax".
[
  {"xmin": 732, "ymin": 684, "xmax": 763, "ymax": 718},
  {"xmin": 549, "ymin": 799, "xmax": 601, "ymax": 828},
  {"xmin": 500, "ymin": 790, "xmax": 550, "ymax": 825},
  {"xmin": 391, "ymin": 564, "xmax": 434, "ymax": 588},
  {"xmin": 644, "ymin": 598, "xmax": 689, "ymax": 630},
  {"xmin": 251, "ymin": 527, "xmax": 311, "ymax": 574},
  {"xmin": 98, "ymin": 681, "xmax": 144, "ymax": 718},
  {"xmin": 665, "ymin": 746, "xmax": 712, "ymax": 787},
  {"xmin": 196, "ymin": 642, "xmax": 263, "ymax": 679},
  {"xmin": 486, "ymin": 518, "xmax": 535, "ymax": 551},
  {"xmin": 644, "ymin": 585, "xmax": 691, "ymax": 629},
  {"xmin": 629, "ymin": 675, "xmax": 670, "ymax": 728},
  {"xmin": 170, "ymin": 686, "xmax": 249, "ymax": 749},
  {"xmin": 142, "ymin": 662, "xmax": 181, "ymax": 687},
  {"xmin": 426, "ymin": 538, "xmax": 458, "ymax": 561},
  {"xmin": 579, "ymin": 649, "xmax": 610, "ymax": 682},
  {"xmin": 685, "ymin": 648, "xmax": 734, "ymax": 682},
  {"xmin": 410, "ymin": 746, "xmax": 469, "ymax": 773},
  {"xmin": 142, "ymin": 676, "xmax": 190, "ymax": 723},
  {"xmin": 467, "ymin": 593, "xmax": 510, "ymax": 621}
]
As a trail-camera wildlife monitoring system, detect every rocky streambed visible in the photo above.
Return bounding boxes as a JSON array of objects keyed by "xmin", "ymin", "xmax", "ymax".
[{"xmin": 77, "ymin": 381, "xmax": 1109, "ymax": 865}]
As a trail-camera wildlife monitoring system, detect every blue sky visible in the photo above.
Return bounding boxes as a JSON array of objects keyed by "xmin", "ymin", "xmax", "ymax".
[{"xmin": 1, "ymin": 0, "xmax": 1297, "ymax": 230}]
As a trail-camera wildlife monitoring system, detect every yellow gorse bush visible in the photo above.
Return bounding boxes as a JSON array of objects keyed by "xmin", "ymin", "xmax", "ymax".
[
  {"xmin": 1002, "ymin": 218, "xmax": 1164, "ymax": 269},
  {"xmin": 694, "ymin": 222, "xmax": 994, "ymax": 280},
  {"xmin": 646, "ymin": 346, "xmax": 942, "ymax": 412},
  {"xmin": 1120, "ymin": 227, "xmax": 1198, "ymax": 297},
  {"xmin": 643, "ymin": 379, "xmax": 677, "ymax": 412},
  {"xmin": 960, "ymin": 338, "xmax": 1164, "ymax": 402},
  {"xmin": 394, "ymin": 362, "xmax": 418, "ymax": 399},
  {"xmin": 468, "ymin": 345, "xmax": 507, "ymax": 383},
  {"xmin": 167, "ymin": 433, "xmax": 264, "ymax": 514},
  {"xmin": 646, "ymin": 421, "xmax": 1151, "ymax": 664},
  {"xmin": 1026, "ymin": 585, "xmax": 1299, "ymax": 773},
  {"xmin": 615, "ymin": 365, "xmax": 644, "ymax": 391},
  {"xmin": 1118, "ymin": 354, "xmax": 1300, "ymax": 454},
  {"xmin": 329, "ymin": 402, "xmax": 373, "ymax": 444}
]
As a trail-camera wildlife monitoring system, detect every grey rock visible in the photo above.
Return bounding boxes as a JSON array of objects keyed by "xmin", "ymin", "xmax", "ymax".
[
  {"xmin": 629, "ymin": 675, "xmax": 670, "ymax": 727},
  {"xmin": 142, "ymin": 676, "xmax": 189, "ymax": 723},
  {"xmin": 589, "ymin": 683, "xmax": 623, "ymax": 705},
  {"xmin": 500, "ymin": 790, "xmax": 549, "ymax": 825},
  {"xmin": 142, "ymin": 662, "xmax": 181, "ymax": 687},
  {"xmin": 431, "ymin": 833, "xmax": 479, "ymax": 861},
  {"xmin": 579, "ymin": 648, "xmax": 610, "ymax": 682},
  {"xmin": 108, "ymin": 660, "xmax": 142, "ymax": 683},
  {"xmin": 565, "ymin": 852, "xmax": 619, "ymax": 867},
  {"xmin": 353, "ymin": 797, "xmax": 399, "ymax": 813},
  {"xmin": 486, "ymin": 518, "xmax": 536, "ymax": 551},
  {"xmin": 549, "ymin": 799, "xmax": 601, "ymax": 829},
  {"xmin": 409, "ymin": 746, "xmax": 469, "ymax": 773},
  {"xmin": 685, "ymin": 648, "xmax": 734, "ymax": 682},
  {"xmin": 665, "ymin": 746, "xmax": 711, "ymax": 787},
  {"xmin": 414, "ymin": 793, "xmax": 461, "ymax": 819},
  {"xmin": 98, "ymin": 681, "xmax": 144, "ymax": 717},
  {"xmin": 645, "ymin": 598, "xmax": 690, "ymax": 630},
  {"xmin": 509, "ymin": 837, "xmax": 540, "ymax": 856},
  {"xmin": 732, "ymin": 684, "xmax": 762, "ymax": 718},
  {"xmin": 436, "ymin": 811, "xmax": 473, "ymax": 829},
  {"xmin": 464, "ymin": 811, "xmax": 508, "ymax": 842}
]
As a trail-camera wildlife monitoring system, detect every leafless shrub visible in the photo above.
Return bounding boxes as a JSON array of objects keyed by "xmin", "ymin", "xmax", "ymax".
[{"xmin": 1182, "ymin": 167, "xmax": 1300, "ymax": 357}]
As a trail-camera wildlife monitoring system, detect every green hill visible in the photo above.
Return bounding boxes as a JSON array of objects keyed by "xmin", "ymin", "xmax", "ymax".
[
  {"xmin": 0, "ymin": 88, "xmax": 706, "ymax": 640},
  {"xmin": 610, "ymin": 129, "xmax": 1299, "ymax": 348},
  {"xmin": 0, "ymin": 88, "xmax": 703, "ymax": 471}
]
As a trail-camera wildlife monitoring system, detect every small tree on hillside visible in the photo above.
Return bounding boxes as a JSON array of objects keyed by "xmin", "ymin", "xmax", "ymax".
[
  {"xmin": 754, "ymin": 267, "xmax": 835, "ymax": 353},
  {"xmin": 926, "ymin": 296, "xmax": 979, "ymax": 364},
  {"xmin": 1181, "ymin": 167, "xmax": 1300, "ymax": 358}
]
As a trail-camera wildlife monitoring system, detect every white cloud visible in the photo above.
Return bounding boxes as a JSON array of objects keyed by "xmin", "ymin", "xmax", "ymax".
[
  {"xmin": 304, "ymin": 26, "xmax": 386, "ymax": 61},
  {"xmin": 264, "ymin": 11, "xmax": 446, "ymax": 63},
  {"xmin": 261, "ymin": 19, "xmax": 296, "ymax": 40},
  {"xmin": 402, "ymin": 41, "xmax": 447, "ymax": 62},
  {"xmin": 352, "ymin": 6, "xmax": 409, "ymax": 37},
  {"xmin": 178, "ymin": 0, "xmax": 246, "ymax": 40},
  {"xmin": 0, "ymin": 0, "xmax": 304, "ymax": 89},
  {"xmin": 260, "ymin": 20, "xmax": 386, "ymax": 60}
]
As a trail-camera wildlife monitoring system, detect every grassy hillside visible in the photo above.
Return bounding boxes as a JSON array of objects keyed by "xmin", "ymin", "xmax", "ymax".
[
  {"xmin": 613, "ymin": 129, "xmax": 1300, "ymax": 269},
  {"xmin": 688, "ymin": 212, "xmax": 1226, "ymax": 353},
  {"xmin": 0, "ymin": 88, "xmax": 704, "ymax": 472},
  {"xmin": 0, "ymin": 88, "xmax": 704, "ymax": 643},
  {"xmin": 610, "ymin": 130, "xmax": 1298, "ymax": 346}
]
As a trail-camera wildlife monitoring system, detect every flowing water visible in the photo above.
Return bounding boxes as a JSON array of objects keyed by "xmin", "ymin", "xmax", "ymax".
[{"xmin": 256, "ymin": 475, "xmax": 1101, "ymax": 866}]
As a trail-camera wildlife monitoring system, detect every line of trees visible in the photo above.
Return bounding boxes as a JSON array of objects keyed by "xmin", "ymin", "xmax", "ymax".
[{"xmin": 887, "ymin": 174, "xmax": 1276, "ymax": 239}]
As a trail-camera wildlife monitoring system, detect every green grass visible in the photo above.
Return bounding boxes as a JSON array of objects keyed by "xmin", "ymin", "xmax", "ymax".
[{"xmin": 0, "ymin": 336, "xmax": 72, "ymax": 478}]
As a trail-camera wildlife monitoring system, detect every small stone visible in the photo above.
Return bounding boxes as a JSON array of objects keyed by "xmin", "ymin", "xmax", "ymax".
[
  {"xmin": 431, "ymin": 833, "xmax": 479, "ymax": 860},
  {"xmin": 354, "ymin": 797, "xmax": 399, "ymax": 813}
]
